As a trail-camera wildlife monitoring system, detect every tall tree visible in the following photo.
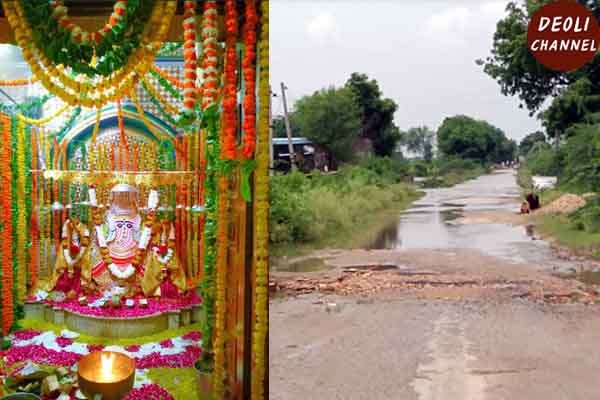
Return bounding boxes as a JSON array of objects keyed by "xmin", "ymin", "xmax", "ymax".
[
  {"xmin": 271, "ymin": 114, "xmax": 300, "ymax": 138},
  {"xmin": 293, "ymin": 86, "xmax": 361, "ymax": 162},
  {"xmin": 479, "ymin": 0, "xmax": 600, "ymax": 140},
  {"xmin": 345, "ymin": 73, "xmax": 401, "ymax": 156},
  {"xmin": 437, "ymin": 115, "xmax": 514, "ymax": 163},
  {"xmin": 519, "ymin": 131, "xmax": 546, "ymax": 156},
  {"xmin": 402, "ymin": 126, "xmax": 436, "ymax": 162}
]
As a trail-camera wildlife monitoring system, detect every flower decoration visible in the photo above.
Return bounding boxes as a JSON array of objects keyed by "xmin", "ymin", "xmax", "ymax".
[
  {"xmin": 200, "ymin": 0, "xmax": 219, "ymax": 110},
  {"xmin": 241, "ymin": 0, "xmax": 258, "ymax": 159},
  {"xmin": 1, "ymin": 113, "xmax": 14, "ymax": 335},
  {"xmin": 182, "ymin": 0, "xmax": 198, "ymax": 117},
  {"xmin": 252, "ymin": 2, "xmax": 269, "ymax": 398},
  {"xmin": 123, "ymin": 384, "xmax": 174, "ymax": 400},
  {"xmin": 221, "ymin": 0, "xmax": 239, "ymax": 160},
  {"xmin": 86, "ymin": 344, "xmax": 105, "ymax": 353},
  {"xmin": 56, "ymin": 336, "xmax": 73, "ymax": 348},
  {"xmin": 2, "ymin": 0, "xmax": 175, "ymax": 107},
  {"xmin": 49, "ymin": 0, "xmax": 129, "ymax": 46}
]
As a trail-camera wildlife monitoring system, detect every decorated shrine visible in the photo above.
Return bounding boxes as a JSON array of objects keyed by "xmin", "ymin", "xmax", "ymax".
[{"xmin": 0, "ymin": 1, "xmax": 269, "ymax": 399}]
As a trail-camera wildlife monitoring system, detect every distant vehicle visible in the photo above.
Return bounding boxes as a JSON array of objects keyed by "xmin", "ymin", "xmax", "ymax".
[
  {"xmin": 532, "ymin": 176, "xmax": 557, "ymax": 190},
  {"xmin": 272, "ymin": 137, "xmax": 336, "ymax": 173}
]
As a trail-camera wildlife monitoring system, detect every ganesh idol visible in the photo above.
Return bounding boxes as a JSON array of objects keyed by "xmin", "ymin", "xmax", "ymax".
[{"xmin": 86, "ymin": 183, "xmax": 159, "ymax": 296}]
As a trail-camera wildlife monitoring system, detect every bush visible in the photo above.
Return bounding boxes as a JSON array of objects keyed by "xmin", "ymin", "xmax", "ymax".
[
  {"xmin": 571, "ymin": 196, "xmax": 600, "ymax": 233},
  {"xmin": 269, "ymin": 161, "xmax": 419, "ymax": 244},
  {"xmin": 561, "ymin": 124, "xmax": 600, "ymax": 192},
  {"xmin": 524, "ymin": 142, "xmax": 561, "ymax": 176}
]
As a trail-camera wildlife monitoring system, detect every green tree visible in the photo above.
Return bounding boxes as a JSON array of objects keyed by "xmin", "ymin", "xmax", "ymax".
[
  {"xmin": 345, "ymin": 73, "xmax": 401, "ymax": 156},
  {"xmin": 272, "ymin": 114, "xmax": 300, "ymax": 138},
  {"xmin": 294, "ymin": 86, "xmax": 361, "ymax": 162},
  {"xmin": 437, "ymin": 115, "xmax": 513, "ymax": 163},
  {"xmin": 479, "ymin": 0, "xmax": 600, "ymax": 140},
  {"xmin": 402, "ymin": 126, "xmax": 436, "ymax": 162},
  {"xmin": 519, "ymin": 131, "xmax": 546, "ymax": 156}
]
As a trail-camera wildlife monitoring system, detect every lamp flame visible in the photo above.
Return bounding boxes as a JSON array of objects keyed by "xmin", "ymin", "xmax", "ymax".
[{"xmin": 100, "ymin": 352, "xmax": 116, "ymax": 381}]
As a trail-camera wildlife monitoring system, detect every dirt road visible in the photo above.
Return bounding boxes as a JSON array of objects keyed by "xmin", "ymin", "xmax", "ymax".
[{"xmin": 270, "ymin": 171, "xmax": 600, "ymax": 399}]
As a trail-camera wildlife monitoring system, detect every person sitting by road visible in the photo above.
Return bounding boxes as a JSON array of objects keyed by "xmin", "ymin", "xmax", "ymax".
[
  {"xmin": 520, "ymin": 201, "xmax": 530, "ymax": 214},
  {"xmin": 526, "ymin": 192, "xmax": 540, "ymax": 211}
]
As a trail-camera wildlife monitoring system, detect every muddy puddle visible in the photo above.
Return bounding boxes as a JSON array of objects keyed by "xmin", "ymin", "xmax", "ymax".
[
  {"xmin": 365, "ymin": 170, "xmax": 585, "ymax": 270},
  {"xmin": 272, "ymin": 257, "xmax": 332, "ymax": 273}
]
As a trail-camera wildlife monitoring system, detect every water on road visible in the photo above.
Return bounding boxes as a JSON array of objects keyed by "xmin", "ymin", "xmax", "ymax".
[{"xmin": 367, "ymin": 170, "xmax": 567, "ymax": 267}]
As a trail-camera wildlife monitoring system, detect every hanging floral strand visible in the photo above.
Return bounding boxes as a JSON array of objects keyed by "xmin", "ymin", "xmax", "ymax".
[
  {"xmin": 200, "ymin": 0, "xmax": 219, "ymax": 110},
  {"xmin": 1, "ymin": 113, "xmax": 14, "ymax": 335},
  {"xmin": 15, "ymin": 118, "xmax": 28, "ymax": 303},
  {"xmin": 251, "ymin": 1, "xmax": 269, "ymax": 397},
  {"xmin": 222, "ymin": 0, "xmax": 239, "ymax": 160},
  {"xmin": 29, "ymin": 129, "xmax": 40, "ymax": 291},
  {"xmin": 182, "ymin": 0, "xmax": 198, "ymax": 117},
  {"xmin": 241, "ymin": 0, "xmax": 258, "ymax": 159}
]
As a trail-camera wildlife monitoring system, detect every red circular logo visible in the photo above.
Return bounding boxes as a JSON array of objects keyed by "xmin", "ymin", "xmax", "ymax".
[{"xmin": 527, "ymin": 1, "xmax": 600, "ymax": 72}]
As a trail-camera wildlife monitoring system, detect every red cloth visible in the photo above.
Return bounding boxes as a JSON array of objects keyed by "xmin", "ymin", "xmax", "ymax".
[
  {"xmin": 160, "ymin": 272, "xmax": 179, "ymax": 298},
  {"xmin": 54, "ymin": 268, "xmax": 81, "ymax": 294}
]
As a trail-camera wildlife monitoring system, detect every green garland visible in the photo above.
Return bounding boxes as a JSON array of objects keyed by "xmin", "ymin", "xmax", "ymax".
[
  {"xmin": 198, "ymin": 105, "xmax": 220, "ymax": 371},
  {"xmin": 10, "ymin": 116, "xmax": 23, "ymax": 324},
  {"xmin": 24, "ymin": 125, "xmax": 32, "ymax": 291},
  {"xmin": 46, "ymin": 106, "xmax": 81, "ymax": 141},
  {"xmin": 148, "ymin": 69, "xmax": 183, "ymax": 100},
  {"xmin": 140, "ymin": 78, "xmax": 199, "ymax": 129},
  {"xmin": 20, "ymin": 0, "xmax": 156, "ymax": 77}
]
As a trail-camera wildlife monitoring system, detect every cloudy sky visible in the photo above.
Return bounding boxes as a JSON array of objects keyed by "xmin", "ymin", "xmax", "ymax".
[{"xmin": 270, "ymin": 0, "xmax": 542, "ymax": 141}]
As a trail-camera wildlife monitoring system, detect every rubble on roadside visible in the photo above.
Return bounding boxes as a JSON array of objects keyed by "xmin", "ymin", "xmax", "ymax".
[
  {"xmin": 270, "ymin": 264, "xmax": 600, "ymax": 306},
  {"xmin": 535, "ymin": 194, "xmax": 586, "ymax": 215}
]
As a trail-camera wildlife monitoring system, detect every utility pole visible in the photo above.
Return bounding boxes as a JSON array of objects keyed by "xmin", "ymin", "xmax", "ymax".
[
  {"xmin": 269, "ymin": 86, "xmax": 274, "ymax": 176},
  {"xmin": 280, "ymin": 82, "xmax": 296, "ymax": 170}
]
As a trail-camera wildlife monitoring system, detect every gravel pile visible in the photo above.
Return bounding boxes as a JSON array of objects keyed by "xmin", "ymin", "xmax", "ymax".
[{"xmin": 535, "ymin": 194, "xmax": 586, "ymax": 215}]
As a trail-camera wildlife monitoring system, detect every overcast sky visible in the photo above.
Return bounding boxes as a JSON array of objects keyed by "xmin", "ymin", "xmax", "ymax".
[{"xmin": 270, "ymin": 0, "xmax": 542, "ymax": 141}]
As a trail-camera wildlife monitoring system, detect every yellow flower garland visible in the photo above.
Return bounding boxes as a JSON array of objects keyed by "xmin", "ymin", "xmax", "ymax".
[
  {"xmin": 16, "ymin": 103, "xmax": 69, "ymax": 126},
  {"xmin": 16, "ymin": 118, "xmax": 28, "ymax": 302},
  {"xmin": 0, "ymin": 77, "xmax": 37, "ymax": 86},
  {"xmin": 251, "ymin": 1, "xmax": 269, "ymax": 398},
  {"xmin": 3, "ymin": 0, "xmax": 175, "ymax": 108}
]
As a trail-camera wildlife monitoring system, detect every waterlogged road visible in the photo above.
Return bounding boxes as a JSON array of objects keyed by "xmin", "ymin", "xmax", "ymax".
[{"xmin": 270, "ymin": 170, "xmax": 600, "ymax": 400}]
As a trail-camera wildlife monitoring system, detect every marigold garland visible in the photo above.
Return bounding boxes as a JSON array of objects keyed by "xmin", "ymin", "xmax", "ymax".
[
  {"xmin": 16, "ymin": 103, "xmax": 69, "ymax": 126},
  {"xmin": 29, "ymin": 129, "xmax": 39, "ymax": 291},
  {"xmin": 251, "ymin": 1, "xmax": 269, "ymax": 397},
  {"xmin": 15, "ymin": 118, "xmax": 28, "ymax": 303},
  {"xmin": 3, "ymin": 0, "xmax": 175, "ymax": 107},
  {"xmin": 28, "ymin": 0, "xmax": 152, "ymax": 76},
  {"xmin": 150, "ymin": 65, "xmax": 185, "ymax": 89},
  {"xmin": 182, "ymin": 0, "xmax": 198, "ymax": 117},
  {"xmin": 0, "ymin": 77, "xmax": 37, "ymax": 86},
  {"xmin": 221, "ymin": 0, "xmax": 239, "ymax": 160},
  {"xmin": 241, "ymin": 0, "xmax": 258, "ymax": 159},
  {"xmin": 49, "ymin": 0, "xmax": 128, "ymax": 46},
  {"xmin": 200, "ymin": 0, "xmax": 219, "ymax": 110},
  {"xmin": 0, "ymin": 113, "xmax": 14, "ymax": 335}
]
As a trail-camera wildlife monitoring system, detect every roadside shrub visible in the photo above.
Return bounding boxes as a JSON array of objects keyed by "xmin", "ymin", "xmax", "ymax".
[
  {"xmin": 269, "ymin": 161, "xmax": 419, "ymax": 244},
  {"xmin": 561, "ymin": 124, "xmax": 600, "ymax": 192},
  {"xmin": 524, "ymin": 142, "xmax": 561, "ymax": 176},
  {"xmin": 571, "ymin": 196, "xmax": 600, "ymax": 233}
]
